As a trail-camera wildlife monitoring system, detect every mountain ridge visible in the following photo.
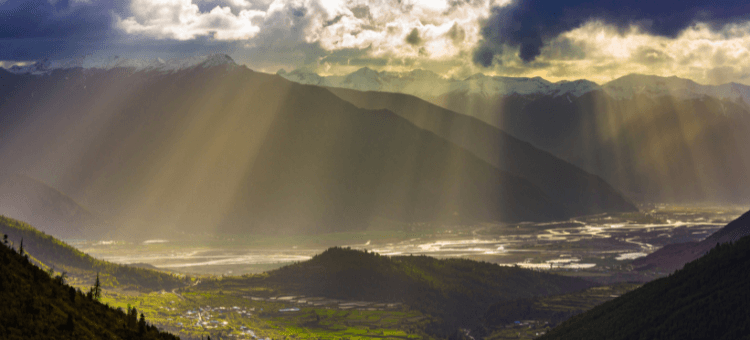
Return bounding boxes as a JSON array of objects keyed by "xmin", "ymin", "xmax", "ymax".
[{"xmin": 0, "ymin": 63, "xmax": 580, "ymax": 235}]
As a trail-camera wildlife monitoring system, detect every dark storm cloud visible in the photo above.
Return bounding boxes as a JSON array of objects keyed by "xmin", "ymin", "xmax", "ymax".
[
  {"xmin": 474, "ymin": 0, "xmax": 750, "ymax": 67},
  {"xmin": 0, "ymin": 0, "xmax": 128, "ymax": 60}
]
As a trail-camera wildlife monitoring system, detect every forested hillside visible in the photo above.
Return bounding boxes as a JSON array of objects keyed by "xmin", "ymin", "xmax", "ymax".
[
  {"xmin": 540, "ymin": 233, "xmax": 750, "ymax": 340},
  {"xmin": 195, "ymin": 247, "xmax": 594, "ymax": 336},
  {"xmin": 0, "ymin": 231, "xmax": 179, "ymax": 340},
  {"xmin": 0, "ymin": 215, "xmax": 185, "ymax": 291}
]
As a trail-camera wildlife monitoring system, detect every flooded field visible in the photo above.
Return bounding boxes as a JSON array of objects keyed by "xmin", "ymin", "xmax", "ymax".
[{"xmin": 77, "ymin": 205, "xmax": 746, "ymax": 277}]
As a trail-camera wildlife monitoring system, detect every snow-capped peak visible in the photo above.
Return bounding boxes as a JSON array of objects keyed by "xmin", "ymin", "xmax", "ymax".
[
  {"xmin": 105, "ymin": 54, "xmax": 237, "ymax": 73},
  {"xmin": 604, "ymin": 73, "xmax": 750, "ymax": 104},
  {"xmin": 2, "ymin": 54, "xmax": 239, "ymax": 76},
  {"xmin": 6, "ymin": 59, "xmax": 55, "ymax": 75}
]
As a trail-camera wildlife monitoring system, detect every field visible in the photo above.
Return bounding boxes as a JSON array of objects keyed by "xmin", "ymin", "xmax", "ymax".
[{"xmin": 98, "ymin": 288, "xmax": 433, "ymax": 340}]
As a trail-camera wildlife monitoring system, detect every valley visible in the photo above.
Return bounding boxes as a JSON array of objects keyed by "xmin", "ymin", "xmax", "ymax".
[
  {"xmin": 4, "ymin": 2, "xmax": 750, "ymax": 338},
  {"xmin": 53, "ymin": 204, "xmax": 742, "ymax": 339},
  {"xmin": 79, "ymin": 205, "xmax": 742, "ymax": 280}
]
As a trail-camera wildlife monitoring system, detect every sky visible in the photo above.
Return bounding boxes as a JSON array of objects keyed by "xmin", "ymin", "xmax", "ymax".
[{"xmin": 1, "ymin": 0, "xmax": 750, "ymax": 84}]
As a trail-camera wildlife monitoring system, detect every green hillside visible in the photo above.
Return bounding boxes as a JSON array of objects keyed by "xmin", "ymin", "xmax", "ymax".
[
  {"xmin": 540, "ymin": 233, "xmax": 750, "ymax": 340},
  {"xmin": 0, "ymin": 231, "xmax": 179, "ymax": 340},
  {"xmin": 0, "ymin": 215, "xmax": 185, "ymax": 291},
  {"xmin": 194, "ymin": 247, "xmax": 594, "ymax": 336}
]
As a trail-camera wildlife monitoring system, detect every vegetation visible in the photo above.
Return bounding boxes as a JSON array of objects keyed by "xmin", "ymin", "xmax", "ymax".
[
  {"xmin": 540, "ymin": 235, "xmax": 750, "ymax": 340},
  {"xmin": 480, "ymin": 283, "xmax": 640, "ymax": 339},
  {"xmin": 193, "ymin": 247, "xmax": 594, "ymax": 337},
  {"xmin": 0, "ymin": 232, "xmax": 179, "ymax": 340},
  {"xmin": 102, "ymin": 288, "xmax": 434, "ymax": 340},
  {"xmin": 0, "ymin": 215, "xmax": 186, "ymax": 291}
]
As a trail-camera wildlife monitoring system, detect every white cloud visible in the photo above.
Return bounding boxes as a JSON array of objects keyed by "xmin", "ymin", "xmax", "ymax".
[
  {"xmin": 117, "ymin": 0, "xmax": 265, "ymax": 40},
  {"xmin": 113, "ymin": 0, "xmax": 750, "ymax": 85},
  {"xmin": 538, "ymin": 21, "xmax": 750, "ymax": 84},
  {"xmin": 116, "ymin": 0, "xmax": 495, "ymax": 59}
]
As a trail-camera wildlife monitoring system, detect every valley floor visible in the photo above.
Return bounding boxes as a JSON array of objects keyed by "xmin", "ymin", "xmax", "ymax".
[{"xmin": 70, "ymin": 204, "xmax": 746, "ymax": 339}]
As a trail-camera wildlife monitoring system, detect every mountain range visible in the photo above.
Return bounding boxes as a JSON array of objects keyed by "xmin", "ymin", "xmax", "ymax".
[
  {"xmin": 282, "ymin": 69, "xmax": 750, "ymax": 204},
  {"xmin": 0, "ymin": 55, "xmax": 634, "ymax": 237}
]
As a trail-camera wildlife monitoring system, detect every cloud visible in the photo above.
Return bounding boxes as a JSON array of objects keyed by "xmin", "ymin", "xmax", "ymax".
[
  {"xmin": 116, "ymin": 0, "xmax": 265, "ymax": 40},
  {"xmin": 474, "ymin": 0, "xmax": 750, "ymax": 66},
  {"xmin": 0, "ymin": 0, "xmax": 123, "ymax": 40},
  {"xmin": 0, "ymin": 0, "xmax": 129, "ymax": 60},
  {"xmin": 405, "ymin": 28, "xmax": 422, "ymax": 45}
]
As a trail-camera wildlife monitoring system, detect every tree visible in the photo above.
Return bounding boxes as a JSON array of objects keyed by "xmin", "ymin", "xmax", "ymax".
[
  {"xmin": 64, "ymin": 313, "xmax": 75, "ymax": 332},
  {"xmin": 3, "ymin": 234, "xmax": 7, "ymax": 245},
  {"xmin": 90, "ymin": 273, "xmax": 102, "ymax": 301},
  {"xmin": 19, "ymin": 238, "xmax": 23, "ymax": 256},
  {"xmin": 138, "ymin": 313, "xmax": 147, "ymax": 334}
]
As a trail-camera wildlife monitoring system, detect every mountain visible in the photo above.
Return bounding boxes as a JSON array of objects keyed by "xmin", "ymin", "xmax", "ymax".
[
  {"xmin": 473, "ymin": 87, "xmax": 750, "ymax": 203},
  {"xmin": 0, "ymin": 215, "xmax": 186, "ymax": 291},
  {"xmin": 0, "ymin": 57, "xmax": 573, "ymax": 236},
  {"xmin": 604, "ymin": 74, "xmax": 750, "ymax": 102},
  {"xmin": 283, "ymin": 69, "xmax": 750, "ymax": 204},
  {"xmin": 326, "ymin": 87, "xmax": 636, "ymax": 217},
  {"xmin": 194, "ymin": 247, "xmax": 594, "ymax": 336},
  {"xmin": 0, "ymin": 230, "xmax": 179, "ymax": 340},
  {"xmin": 279, "ymin": 67, "xmax": 601, "ymax": 106},
  {"xmin": 0, "ymin": 173, "xmax": 105, "ymax": 239},
  {"xmin": 632, "ymin": 210, "xmax": 750, "ymax": 273},
  {"xmin": 539, "ymin": 223, "xmax": 750, "ymax": 340}
]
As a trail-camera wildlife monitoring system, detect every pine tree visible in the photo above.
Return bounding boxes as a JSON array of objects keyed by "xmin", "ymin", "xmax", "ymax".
[
  {"xmin": 92, "ymin": 273, "xmax": 102, "ymax": 301},
  {"xmin": 19, "ymin": 238, "xmax": 23, "ymax": 256},
  {"xmin": 138, "ymin": 313, "xmax": 146, "ymax": 334},
  {"xmin": 65, "ymin": 313, "xmax": 75, "ymax": 332}
]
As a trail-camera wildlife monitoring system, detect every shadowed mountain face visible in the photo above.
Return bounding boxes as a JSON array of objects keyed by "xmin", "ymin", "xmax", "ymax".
[
  {"xmin": 434, "ymin": 87, "xmax": 750, "ymax": 204},
  {"xmin": 282, "ymin": 69, "xmax": 750, "ymax": 204},
  {"xmin": 0, "ymin": 65, "xmax": 571, "ymax": 236},
  {"xmin": 632, "ymin": 210, "xmax": 750, "ymax": 273},
  {"xmin": 326, "ymin": 87, "xmax": 636, "ymax": 217},
  {"xmin": 0, "ymin": 174, "xmax": 104, "ymax": 239}
]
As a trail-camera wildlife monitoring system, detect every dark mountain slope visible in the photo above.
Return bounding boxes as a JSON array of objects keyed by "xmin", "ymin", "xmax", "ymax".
[
  {"xmin": 0, "ymin": 215, "xmax": 185, "ymax": 291},
  {"xmin": 196, "ymin": 247, "xmax": 594, "ymax": 336},
  {"xmin": 0, "ymin": 230, "xmax": 179, "ymax": 340},
  {"xmin": 326, "ymin": 87, "xmax": 636, "ymax": 217},
  {"xmin": 540, "ymin": 226, "xmax": 750, "ymax": 340},
  {"xmin": 0, "ymin": 64, "xmax": 566, "ymax": 235},
  {"xmin": 0, "ymin": 173, "xmax": 105, "ymax": 239},
  {"xmin": 632, "ymin": 209, "xmax": 750, "ymax": 273},
  {"xmin": 434, "ymin": 86, "xmax": 750, "ymax": 204}
]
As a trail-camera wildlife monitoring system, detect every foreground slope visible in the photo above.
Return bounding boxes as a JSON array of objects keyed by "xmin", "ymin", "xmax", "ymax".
[
  {"xmin": 0, "ymin": 60, "xmax": 566, "ymax": 235},
  {"xmin": 632, "ymin": 209, "xmax": 750, "ymax": 273},
  {"xmin": 540, "ymin": 218, "xmax": 750, "ymax": 340},
  {"xmin": 0, "ymin": 173, "xmax": 105, "ymax": 239},
  {"xmin": 196, "ymin": 247, "xmax": 594, "ymax": 335},
  {"xmin": 0, "ymin": 231, "xmax": 179, "ymax": 340},
  {"xmin": 0, "ymin": 215, "xmax": 185, "ymax": 291},
  {"xmin": 327, "ymin": 87, "xmax": 636, "ymax": 217}
]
